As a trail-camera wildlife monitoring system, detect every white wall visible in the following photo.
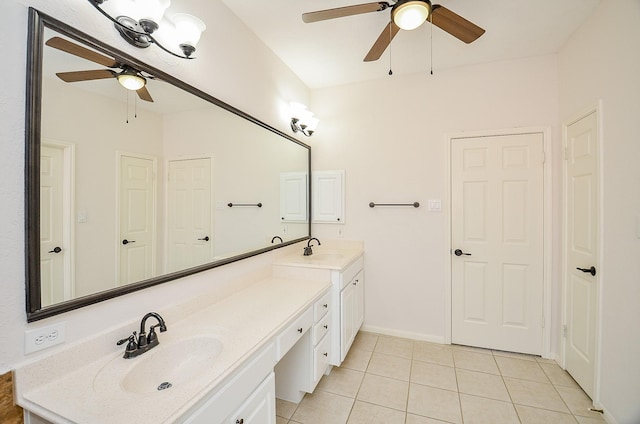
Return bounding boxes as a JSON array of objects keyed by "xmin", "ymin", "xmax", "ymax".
[
  {"xmin": 309, "ymin": 55, "xmax": 560, "ymax": 344},
  {"xmin": 558, "ymin": 0, "xmax": 640, "ymax": 422},
  {"xmin": 0, "ymin": 0, "xmax": 309, "ymax": 373}
]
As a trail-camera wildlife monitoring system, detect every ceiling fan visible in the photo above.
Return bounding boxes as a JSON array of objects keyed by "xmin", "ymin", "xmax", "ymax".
[
  {"xmin": 45, "ymin": 36, "xmax": 154, "ymax": 102},
  {"xmin": 302, "ymin": 0, "xmax": 485, "ymax": 62}
]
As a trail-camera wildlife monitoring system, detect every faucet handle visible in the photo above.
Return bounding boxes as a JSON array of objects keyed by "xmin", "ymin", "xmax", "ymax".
[
  {"xmin": 117, "ymin": 332, "xmax": 136, "ymax": 346},
  {"xmin": 147, "ymin": 324, "xmax": 164, "ymax": 344}
]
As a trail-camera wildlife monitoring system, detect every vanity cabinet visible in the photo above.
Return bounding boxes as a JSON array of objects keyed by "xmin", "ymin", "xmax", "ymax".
[
  {"xmin": 183, "ymin": 343, "xmax": 276, "ymax": 424},
  {"xmin": 330, "ymin": 255, "xmax": 365, "ymax": 366}
]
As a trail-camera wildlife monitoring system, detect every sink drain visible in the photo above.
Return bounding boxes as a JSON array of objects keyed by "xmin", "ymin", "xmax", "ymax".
[{"xmin": 157, "ymin": 381, "xmax": 172, "ymax": 391}]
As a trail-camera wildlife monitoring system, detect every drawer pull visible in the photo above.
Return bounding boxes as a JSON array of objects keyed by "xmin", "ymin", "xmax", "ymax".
[
  {"xmin": 236, "ymin": 419, "xmax": 244, "ymax": 424},
  {"xmin": 323, "ymin": 303, "xmax": 328, "ymax": 308},
  {"xmin": 323, "ymin": 352, "xmax": 328, "ymax": 357},
  {"xmin": 298, "ymin": 327, "xmax": 303, "ymax": 333},
  {"xmin": 324, "ymin": 325, "xmax": 328, "ymax": 329}
]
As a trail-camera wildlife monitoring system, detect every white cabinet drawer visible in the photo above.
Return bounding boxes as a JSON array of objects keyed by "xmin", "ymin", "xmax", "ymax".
[
  {"xmin": 312, "ymin": 313, "xmax": 330, "ymax": 345},
  {"xmin": 340, "ymin": 256, "xmax": 364, "ymax": 290},
  {"xmin": 313, "ymin": 290, "xmax": 331, "ymax": 321},
  {"xmin": 313, "ymin": 333, "xmax": 331, "ymax": 386},
  {"xmin": 276, "ymin": 307, "xmax": 313, "ymax": 360}
]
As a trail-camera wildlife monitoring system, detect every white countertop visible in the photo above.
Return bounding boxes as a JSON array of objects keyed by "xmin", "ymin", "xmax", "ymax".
[
  {"xmin": 15, "ymin": 277, "xmax": 331, "ymax": 424},
  {"xmin": 273, "ymin": 245, "xmax": 363, "ymax": 271}
]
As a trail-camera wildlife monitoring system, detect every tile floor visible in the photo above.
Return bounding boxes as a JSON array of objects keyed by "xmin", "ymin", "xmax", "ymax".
[{"xmin": 276, "ymin": 332, "xmax": 606, "ymax": 424}]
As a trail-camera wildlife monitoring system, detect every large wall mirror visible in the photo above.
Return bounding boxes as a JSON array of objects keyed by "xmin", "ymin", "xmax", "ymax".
[{"xmin": 26, "ymin": 8, "xmax": 310, "ymax": 322}]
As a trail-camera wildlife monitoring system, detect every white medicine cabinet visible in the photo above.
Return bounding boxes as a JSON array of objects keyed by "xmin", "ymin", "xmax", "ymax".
[
  {"xmin": 280, "ymin": 172, "xmax": 308, "ymax": 222},
  {"xmin": 312, "ymin": 170, "xmax": 345, "ymax": 224}
]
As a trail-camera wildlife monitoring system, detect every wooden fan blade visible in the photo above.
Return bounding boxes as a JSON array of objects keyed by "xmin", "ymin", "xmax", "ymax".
[
  {"xmin": 364, "ymin": 21, "xmax": 401, "ymax": 62},
  {"xmin": 46, "ymin": 37, "xmax": 119, "ymax": 68},
  {"xmin": 303, "ymin": 2, "xmax": 389, "ymax": 23},
  {"xmin": 136, "ymin": 85, "xmax": 154, "ymax": 102},
  {"xmin": 55, "ymin": 69, "xmax": 115, "ymax": 83},
  {"xmin": 431, "ymin": 5, "xmax": 485, "ymax": 44}
]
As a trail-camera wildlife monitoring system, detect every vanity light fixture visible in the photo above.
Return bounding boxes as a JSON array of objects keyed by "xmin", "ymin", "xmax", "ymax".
[
  {"xmin": 88, "ymin": 0, "xmax": 206, "ymax": 59},
  {"xmin": 290, "ymin": 102, "xmax": 319, "ymax": 137},
  {"xmin": 392, "ymin": 0, "xmax": 432, "ymax": 31}
]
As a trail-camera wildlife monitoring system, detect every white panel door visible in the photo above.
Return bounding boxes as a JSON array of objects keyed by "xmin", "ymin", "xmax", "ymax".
[
  {"xmin": 451, "ymin": 133, "xmax": 544, "ymax": 354},
  {"xmin": 280, "ymin": 172, "xmax": 308, "ymax": 222},
  {"xmin": 40, "ymin": 145, "xmax": 65, "ymax": 306},
  {"xmin": 312, "ymin": 170, "xmax": 345, "ymax": 223},
  {"xmin": 564, "ymin": 111, "xmax": 599, "ymax": 399},
  {"xmin": 167, "ymin": 157, "xmax": 213, "ymax": 272},
  {"xmin": 119, "ymin": 154, "xmax": 156, "ymax": 285}
]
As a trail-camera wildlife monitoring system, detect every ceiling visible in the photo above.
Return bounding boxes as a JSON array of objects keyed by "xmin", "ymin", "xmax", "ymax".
[{"xmin": 221, "ymin": 0, "xmax": 601, "ymax": 89}]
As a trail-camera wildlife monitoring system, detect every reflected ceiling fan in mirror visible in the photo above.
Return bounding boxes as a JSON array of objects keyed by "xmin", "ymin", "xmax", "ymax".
[
  {"xmin": 45, "ymin": 36, "xmax": 154, "ymax": 102},
  {"xmin": 302, "ymin": 0, "xmax": 485, "ymax": 62}
]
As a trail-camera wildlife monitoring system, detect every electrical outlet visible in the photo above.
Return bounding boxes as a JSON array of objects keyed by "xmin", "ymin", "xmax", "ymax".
[{"xmin": 25, "ymin": 322, "xmax": 66, "ymax": 354}]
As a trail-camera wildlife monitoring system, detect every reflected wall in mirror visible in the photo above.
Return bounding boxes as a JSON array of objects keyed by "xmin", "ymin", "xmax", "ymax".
[{"xmin": 26, "ymin": 8, "xmax": 310, "ymax": 321}]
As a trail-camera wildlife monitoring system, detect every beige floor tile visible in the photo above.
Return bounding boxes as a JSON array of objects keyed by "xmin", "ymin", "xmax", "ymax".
[
  {"xmin": 459, "ymin": 393, "xmax": 520, "ymax": 424},
  {"xmin": 290, "ymin": 390, "xmax": 354, "ymax": 424},
  {"xmin": 574, "ymin": 414, "xmax": 607, "ymax": 423},
  {"xmin": 374, "ymin": 336, "xmax": 414, "ymax": 359},
  {"xmin": 341, "ymin": 348, "xmax": 373, "ymax": 372},
  {"xmin": 452, "ymin": 344, "xmax": 494, "ymax": 355},
  {"xmin": 539, "ymin": 362, "xmax": 579, "ymax": 388},
  {"xmin": 276, "ymin": 416, "xmax": 288, "ymax": 424},
  {"xmin": 504, "ymin": 377, "xmax": 570, "ymax": 413},
  {"xmin": 455, "ymin": 368, "xmax": 511, "ymax": 401},
  {"xmin": 492, "ymin": 349, "xmax": 538, "ymax": 362},
  {"xmin": 453, "ymin": 349, "xmax": 500, "ymax": 374},
  {"xmin": 276, "ymin": 398, "xmax": 298, "ymax": 419},
  {"xmin": 413, "ymin": 341, "xmax": 454, "ymax": 367},
  {"xmin": 316, "ymin": 366, "xmax": 364, "ymax": 398},
  {"xmin": 366, "ymin": 352, "xmax": 411, "ymax": 381},
  {"xmin": 405, "ymin": 414, "xmax": 451, "ymax": 424},
  {"xmin": 351, "ymin": 332, "xmax": 378, "ymax": 351},
  {"xmin": 555, "ymin": 385, "xmax": 600, "ymax": 417},
  {"xmin": 346, "ymin": 400, "xmax": 406, "ymax": 424},
  {"xmin": 495, "ymin": 356, "xmax": 549, "ymax": 383},
  {"xmin": 407, "ymin": 383, "xmax": 462, "ymax": 424},
  {"xmin": 515, "ymin": 404, "xmax": 578, "ymax": 424},
  {"xmin": 356, "ymin": 373, "xmax": 409, "ymax": 411},
  {"xmin": 410, "ymin": 361, "xmax": 457, "ymax": 391}
]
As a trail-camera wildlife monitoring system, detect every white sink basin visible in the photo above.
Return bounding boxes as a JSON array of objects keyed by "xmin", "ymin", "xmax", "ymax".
[{"xmin": 93, "ymin": 335, "xmax": 223, "ymax": 395}]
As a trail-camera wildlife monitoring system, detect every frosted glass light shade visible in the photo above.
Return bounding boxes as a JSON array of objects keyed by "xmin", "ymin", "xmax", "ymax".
[
  {"xmin": 172, "ymin": 13, "xmax": 206, "ymax": 47},
  {"xmin": 289, "ymin": 102, "xmax": 308, "ymax": 120},
  {"xmin": 305, "ymin": 116, "xmax": 320, "ymax": 132},
  {"xmin": 134, "ymin": 0, "xmax": 171, "ymax": 22},
  {"xmin": 392, "ymin": 1, "xmax": 431, "ymax": 30},
  {"xmin": 117, "ymin": 73, "xmax": 146, "ymax": 90}
]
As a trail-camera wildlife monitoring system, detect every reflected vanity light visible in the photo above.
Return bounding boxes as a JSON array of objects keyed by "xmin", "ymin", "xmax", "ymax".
[
  {"xmin": 88, "ymin": 0, "xmax": 206, "ymax": 59},
  {"xmin": 290, "ymin": 102, "xmax": 319, "ymax": 137}
]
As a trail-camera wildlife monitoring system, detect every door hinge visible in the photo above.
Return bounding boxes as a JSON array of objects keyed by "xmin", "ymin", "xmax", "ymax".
[{"xmin": 562, "ymin": 325, "xmax": 568, "ymax": 338}]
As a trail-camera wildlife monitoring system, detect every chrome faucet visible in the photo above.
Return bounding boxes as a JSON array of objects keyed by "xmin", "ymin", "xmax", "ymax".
[
  {"xmin": 117, "ymin": 312, "xmax": 167, "ymax": 359},
  {"xmin": 271, "ymin": 235, "xmax": 283, "ymax": 244},
  {"xmin": 303, "ymin": 237, "xmax": 321, "ymax": 256}
]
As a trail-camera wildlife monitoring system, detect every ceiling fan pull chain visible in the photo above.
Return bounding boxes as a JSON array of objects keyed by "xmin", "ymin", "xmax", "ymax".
[
  {"xmin": 430, "ymin": 14, "xmax": 433, "ymax": 75},
  {"xmin": 388, "ymin": 18, "xmax": 393, "ymax": 76},
  {"xmin": 126, "ymin": 91, "xmax": 129, "ymax": 124}
]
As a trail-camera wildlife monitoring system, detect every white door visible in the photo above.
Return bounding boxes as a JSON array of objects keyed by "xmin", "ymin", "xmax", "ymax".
[
  {"xmin": 280, "ymin": 172, "xmax": 308, "ymax": 222},
  {"xmin": 40, "ymin": 145, "xmax": 66, "ymax": 306},
  {"xmin": 167, "ymin": 157, "xmax": 213, "ymax": 272},
  {"xmin": 564, "ymin": 111, "xmax": 599, "ymax": 399},
  {"xmin": 451, "ymin": 133, "xmax": 544, "ymax": 354},
  {"xmin": 118, "ymin": 154, "xmax": 156, "ymax": 285},
  {"xmin": 312, "ymin": 170, "xmax": 345, "ymax": 223}
]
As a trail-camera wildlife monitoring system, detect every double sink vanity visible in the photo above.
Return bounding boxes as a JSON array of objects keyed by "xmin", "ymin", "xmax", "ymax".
[{"xmin": 15, "ymin": 241, "xmax": 364, "ymax": 424}]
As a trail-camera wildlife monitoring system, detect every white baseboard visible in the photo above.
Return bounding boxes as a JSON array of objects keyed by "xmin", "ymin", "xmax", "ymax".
[{"xmin": 360, "ymin": 325, "xmax": 446, "ymax": 345}]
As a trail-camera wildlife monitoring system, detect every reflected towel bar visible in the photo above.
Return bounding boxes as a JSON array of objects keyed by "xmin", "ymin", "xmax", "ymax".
[
  {"xmin": 228, "ymin": 202, "xmax": 263, "ymax": 207},
  {"xmin": 369, "ymin": 202, "xmax": 420, "ymax": 208}
]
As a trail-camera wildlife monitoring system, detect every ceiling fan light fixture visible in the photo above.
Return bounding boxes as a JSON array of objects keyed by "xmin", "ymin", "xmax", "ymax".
[
  {"xmin": 392, "ymin": 0, "xmax": 431, "ymax": 31},
  {"xmin": 117, "ymin": 73, "xmax": 146, "ymax": 91}
]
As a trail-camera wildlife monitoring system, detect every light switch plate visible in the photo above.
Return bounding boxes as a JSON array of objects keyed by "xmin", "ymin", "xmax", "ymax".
[{"xmin": 428, "ymin": 199, "xmax": 442, "ymax": 212}]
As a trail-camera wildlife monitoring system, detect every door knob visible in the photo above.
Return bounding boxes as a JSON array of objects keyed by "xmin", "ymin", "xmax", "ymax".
[
  {"xmin": 576, "ymin": 266, "xmax": 596, "ymax": 276},
  {"xmin": 122, "ymin": 239, "xmax": 136, "ymax": 245},
  {"xmin": 197, "ymin": 236, "xmax": 210, "ymax": 241},
  {"xmin": 48, "ymin": 246, "xmax": 62, "ymax": 253},
  {"xmin": 454, "ymin": 249, "xmax": 471, "ymax": 256}
]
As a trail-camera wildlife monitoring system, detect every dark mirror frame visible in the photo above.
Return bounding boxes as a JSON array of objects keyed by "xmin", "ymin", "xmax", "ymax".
[{"xmin": 25, "ymin": 8, "xmax": 311, "ymax": 322}]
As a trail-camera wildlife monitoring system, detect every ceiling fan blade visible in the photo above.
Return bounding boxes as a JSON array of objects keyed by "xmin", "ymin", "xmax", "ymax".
[
  {"xmin": 55, "ymin": 69, "xmax": 115, "ymax": 83},
  {"xmin": 431, "ymin": 5, "xmax": 485, "ymax": 44},
  {"xmin": 303, "ymin": 2, "xmax": 389, "ymax": 23},
  {"xmin": 136, "ymin": 85, "xmax": 154, "ymax": 102},
  {"xmin": 364, "ymin": 21, "xmax": 401, "ymax": 62},
  {"xmin": 46, "ymin": 37, "xmax": 119, "ymax": 68}
]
